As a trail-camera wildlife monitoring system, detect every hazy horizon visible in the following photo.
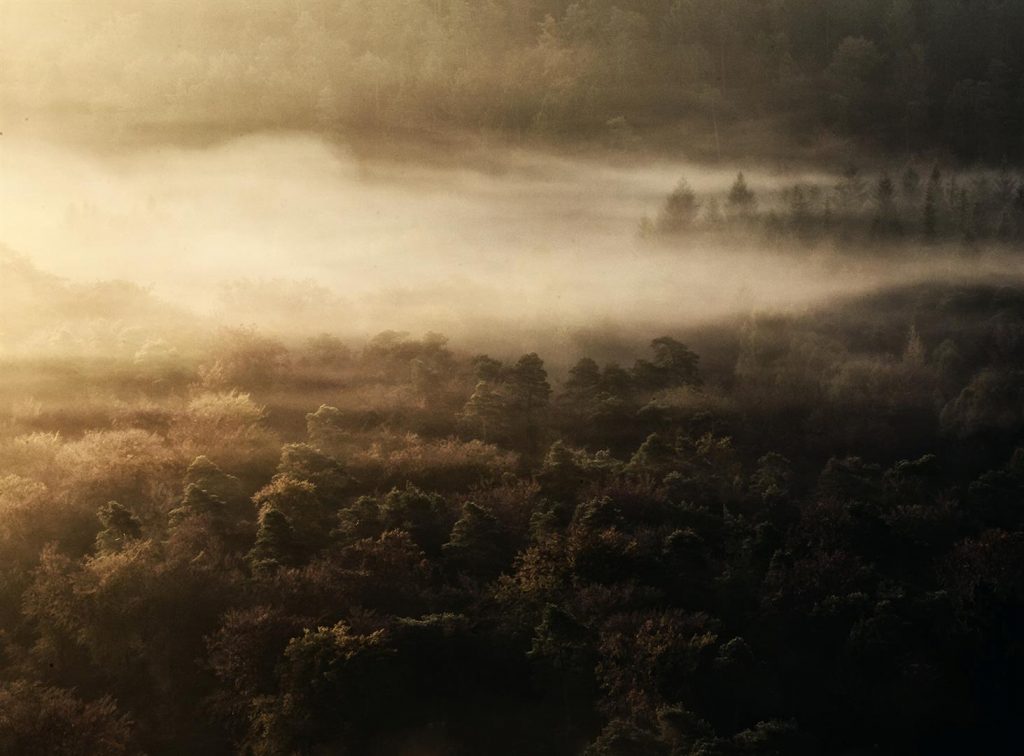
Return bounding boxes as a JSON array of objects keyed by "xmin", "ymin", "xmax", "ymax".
[{"xmin": 5, "ymin": 130, "xmax": 1023, "ymax": 363}]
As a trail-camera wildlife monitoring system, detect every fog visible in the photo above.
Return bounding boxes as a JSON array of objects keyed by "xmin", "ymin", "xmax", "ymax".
[{"xmin": 4, "ymin": 131, "xmax": 1022, "ymax": 360}]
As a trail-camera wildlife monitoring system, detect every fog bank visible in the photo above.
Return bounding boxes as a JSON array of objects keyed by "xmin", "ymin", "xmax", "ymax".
[{"xmin": 2, "ymin": 133, "xmax": 1023, "ymax": 358}]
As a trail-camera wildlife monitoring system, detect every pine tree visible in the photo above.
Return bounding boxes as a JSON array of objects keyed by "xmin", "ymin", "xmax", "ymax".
[
  {"xmin": 461, "ymin": 380, "xmax": 507, "ymax": 443},
  {"xmin": 727, "ymin": 172, "xmax": 756, "ymax": 217},
  {"xmin": 442, "ymin": 502, "xmax": 510, "ymax": 577},
  {"xmin": 657, "ymin": 178, "xmax": 701, "ymax": 233},
  {"xmin": 900, "ymin": 165, "xmax": 921, "ymax": 200},
  {"xmin": 510, "ymin": 353, "xmax": 551, "ymax": 416},
  {"xmin": 563, "ymin": 357, "xmax": 602, "ymax": 406},
  {"xmin": 95, "ymin": 501, "xmax": 141, "ymax": 554},
  {"xmin": 873, "ymin": 173, "xmax": 902, "ymax": 236},
  {"xmin": 835, "ymin": 166, "xmax": 868, "ymax": 214},
  {"xmin": 566, "ymin": 358, "xmax": 600, "ymax": 393},
  {"xmin": 252, "ymin": 476, "xmax": 329, "ymax": 554},
  {"xmin": 509, "ymin": 353, "xmax": 551, "ymax": 455},
  {"xmin": 788, "ymin": 184, "xmax": 812, "ymax": 234},
  {"xmin": 249, "ymin": 508, "xmax": 299, "ymax": 575}
]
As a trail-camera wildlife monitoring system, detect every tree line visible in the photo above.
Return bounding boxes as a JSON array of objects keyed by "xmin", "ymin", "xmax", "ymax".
[
  {"xmin": 8, "ymin": 0, "xmax": 1024, "ymax": 161},
  {"xmin": 2, "ymin": 282, "xmax": 1024, "ymax": 753},
  {"xmin": 645, "ymin": 166, "xmax": 1024, "ymax": 246}
]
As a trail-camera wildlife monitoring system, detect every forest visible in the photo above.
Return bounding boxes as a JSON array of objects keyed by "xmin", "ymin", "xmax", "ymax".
[
  {"xmin": 644, "ymin": 166, "xmax": 1024, "ymax": 248},
  {"xmin": 3, "ymin": 0, "xmax": 1024, "ymax": 754},
  {"xmin": 2, "ymin": 250, "xmax": 1024, "ymax": 753},
  {"xmin": 3, "ymin": 0, "xmax": 1023, "ymax": 161}
]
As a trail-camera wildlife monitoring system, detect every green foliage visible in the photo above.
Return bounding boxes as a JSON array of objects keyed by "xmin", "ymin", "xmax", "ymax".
[
  {"xmin": 275, "ymin": 443, "xmax": 352, "ymax": 504},
  {"xmin": 658, "ymin": 179, "xmax": 702, "ymax": 234},
  {"xmin": 200, "ymin": 328, "xmax": 288, "ymax": 391},
  {"xmin": 248, "ymin": 508, "xmax": 299, "ymax": 575},
  {"xmin": 8, "ymin": 1, "xmax": 1024, "ymax": 160},
  {"xmin": 305, "ymin": 404, "xmax": 349, "ymax": 451},
  {"xmin": 7, "ymin": 293, "xmax": 1024, "ymax": 753},
  {"xmin": 509, "ymin": 353, "xmax": 552, "ymax": 414},
  {"xmin": 443, "ymin": 501, "xmax": 512, "ymax": 578},
  {"xmin": 727, "ymin": 173, "xmax": 757, "ymax": 216},
  {"xmin": 634, "ymin": 337, "xmax": 702, "ymax": 391},
  {"xmin": 252, "ymin": 475, "xmax": 331, "ymax": 556},
  {"xmin": 95, "ymin": 501, "xmax": 141, "ymax": 554},
  {"xmin": 378, "ymin": 484, "xmax": 455, "ymax": 557},
  {"xmin": 259, "ymin": 623, "xmax": 395, "ymax": 752},
  {"xmin": 0, "ymin": 681, "xmax": 135, "ymax": 756},
  {"xmin": 461, "ymin": 379, "xmax": 508, "ymax": 443},
  {"xmin": 184, "ymin": 455, "xmax": 244, "ymax": 506}
]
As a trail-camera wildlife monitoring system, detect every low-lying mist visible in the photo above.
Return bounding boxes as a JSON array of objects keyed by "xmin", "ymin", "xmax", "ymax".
[{"xmin": 3, "ymin": 132, "xmax": 1023, "ymax": 362}]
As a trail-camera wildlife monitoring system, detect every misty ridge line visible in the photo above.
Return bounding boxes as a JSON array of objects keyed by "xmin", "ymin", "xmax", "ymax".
[{"xmin": 2, "ymin": 0, "xmax": 1023, "ymax": 164}]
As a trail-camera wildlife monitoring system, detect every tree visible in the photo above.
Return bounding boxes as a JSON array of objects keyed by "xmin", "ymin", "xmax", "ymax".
[
  {"xmin": 305, "ymin": 404, "xmax": 349, "ymax": 451},
  {"xmin": 584, "ymin": 719, "xmax": 669, "ymax": 756},
  {"xmin": 252, "ymin": 475, "xmax": 331, "ymax": 555},
  {"xmin": 510, "ymin": 353, "xmax": 552, "ymax": 415},
  {"xmin": 657, "ymin": 178, "xmax": 701, "ymax": 233},
  {"xmin": 335, "ymin": 530, "xmax": 432, "ymax": 615},
  {"xmin": 184, "ymin": 455, "xmax": 244, "ymax": 507},
  {"xmin": 628, "ymin": 433, "xmax": 680, "ymax": 475},
  {"xmin": 443, "ymin": 501, "xmax": 512, "ymax": 578},
  {"xmin": 461, "ymin": 380, "xmax": 508, "ymax": 443},
  {"xmin": 633, "ymin": 337, "xmax": 702, "ymax": 390},
  {"xmin": 750, "ymin": 452, "xmax": 793, "ymax": 502},
  {"xmin": 379, "ymin": 484, "xmax": 454, "ymax": 557},
  {"xmin": 0, "ymin": 681, "xmax": 135, "ymax": 756},
  {"xmin": 201, "ymin": 327, "xmax": 289, "ymax": 390},
  {"xmin": 873, "ymin": 173, "xmax": 902, "ymax": 236},
  {"xmin": 95, "ymin": 501, "xmax": 141, "ymax": 554},
  {"xmin": 727, "ymin": 172, "xmax": 757, "ymax": 216},
  {"xmin": 471, "ymin": 354, "xmax": 504, "ymax": 382},
  {"xmin": 206, "ymin": 605, "xmax": 311, "ymax": 733},
  {"xmin": 172, "ymin": 456, "xmax": 252, "ymax": 549},
  {"xmin": 564, "ymin": 357, "xmax": 602, "ymax": 400},
  {"xmin": 787, "ymin": 184, "xmax": 814, "ymax": 234},
  {"xmin": 335, "ymin": 495, "xmax": 386, "ymax": 544},
  {"xmin": 260, "ymin": 623, "xmax": 396, "ymax": 753},
  {"xmin": 509, "ymin": 353, "xmax": 552, "ymax": 453},
  {"xmin": 276, "ymin": 443, "xmax": 352, "ymax": 505},
  {"xmin": 834, "ymin": 165, "xmax": 869, "ymax": 214},
  {"xmin": 900, "ymin": 165, "xmax": 921, "ymax": 200},
  {"xmin": 248, "ymin": 508, "xmax": 300, "ymax": 575},
  {"xmin": 601, "ymin": 363, "xmax": 635, "ymax": 399},
  {"xmin": 304, "ymin": 333, "xmax": 350, "ymax": 366}
]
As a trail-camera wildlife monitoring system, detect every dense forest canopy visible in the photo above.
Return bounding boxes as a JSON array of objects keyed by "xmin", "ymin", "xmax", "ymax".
[
  {"xmin": 2, "ymin": 275, "xmax": 1024, "ymax": 753},
  {"xmin": 3, "ymin": 0, "xmax": 1024, "ymax": 159}
]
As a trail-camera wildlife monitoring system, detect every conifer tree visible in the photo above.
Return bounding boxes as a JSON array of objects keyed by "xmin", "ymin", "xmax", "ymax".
[
  {"xmin": 249, "ymin": 508, "xmax": 299, "ymax": 575},
  {"xmin": 95, "ymin": 501, "xmax": 141, "ymax": 554},
  {"xmin": 727, "ymin": 172, "xmax": 756, "ymax": 216}
]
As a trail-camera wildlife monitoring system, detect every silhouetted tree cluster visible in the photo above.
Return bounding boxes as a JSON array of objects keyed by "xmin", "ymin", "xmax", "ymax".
[{"xmin": 647, "ymin": 167, "xmax": 1024, "ymax": 248}]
